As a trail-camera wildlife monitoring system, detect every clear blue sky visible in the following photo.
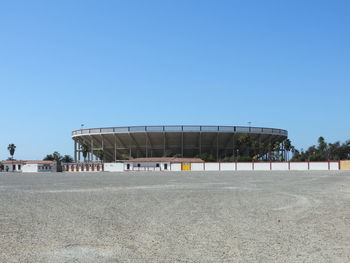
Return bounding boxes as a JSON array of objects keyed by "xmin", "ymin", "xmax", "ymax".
[{"xmin": 1, "ymin": 0, "xmax": 349, "ymax": 160}]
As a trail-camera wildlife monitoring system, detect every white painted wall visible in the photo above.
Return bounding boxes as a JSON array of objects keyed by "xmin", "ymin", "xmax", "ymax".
[
  {"xmin": 22, "ymin": 164, "xmax": 38, "ymax": 173},
  {"xmin": 124, "ymin": 163, "xmax": 131, "ymax": 171},
  {"xmin": 254, "ymin": 163, "xmax": 271, "ymax": 171},
  {"xmin": 290, "ymin": 162, "xmax": 309, "ymax": 170},
  {"xmin": 329, "ymin": 162, "xmax": 339, "ymax": 170},
  {"xmin": 171, "ymin": 163, "xmax": 182, "ymax": 171},
  {"xmin": 309, "ymin": 162, "xmax": 329, "ymax": 170},
  {"xmin": 104, "ymin": 163, "xmax": 124, "ymax": 172},
  {"xmin": 204, "ymin": 163, "xmax": 220, "ymax": 171},
  {"xmin": 3, "ymin": 164, "xmax": 20, "ymax": 172},
  {"xmin": 236, "ymin": 163, "xmax": 253, "ymax": 171},
  {"xmin": 220, "ymin": 163, "xmax": 235, "ymax": 171},
  {"xmin": 191, "ymin": 163, "xmax": 204, "ymax": 171},
  {"xmin": 84, "ymin": 161, "xmax": 341, "ymax": 173},
  {"xmin": 271, "ymin": 162, "xmax": 289, "ymax": 170},
  {"xmin": 161, "ymin": 162, "xmax": 170, "ymax": 171}
]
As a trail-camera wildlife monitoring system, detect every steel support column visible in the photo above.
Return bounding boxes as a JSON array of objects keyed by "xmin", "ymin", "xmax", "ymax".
[
  {"xmin": 232, "ymin": 133, "xmax": 235, "ymax": 157},
  {"xmin": 90, "ymin": 138, "xmax": 93, "ymax": 161},
  {"xmin": 199, "ymin": 132, "xmax": 202, "ymax": 156},
  {"xmin": 163, "ymin": 132, "xmax": 166, "ymax": 157},
  {"xmin": 181, "ymin": 131, "xmax": 184, "ymax": 157},
  {"xmin": 78, "ymin": 142, "xmax": 81, "ymax": 162},
  {"xmin": 145, "ymin": 132, "xmax": 148, "ymax": 157},
  {"xmin": 216, "ymin": 132, "xmax": 219, "ymax": 160},
  {"xmin": 128, "ymin": 133, "xmax": 132, "ymax": 158},
  {"xmin": 74, "ymin": 140, "xmax": 77, "ymax": 162},
  {"xmin": 114, "ymin": 134, "xmax": 117, "ymax": 162},
  {"xmin": 101, "ymin": 135, "xmax": 104, "ymax": 162}
]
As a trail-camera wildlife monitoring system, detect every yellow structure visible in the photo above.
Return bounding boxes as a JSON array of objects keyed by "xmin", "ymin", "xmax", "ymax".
[
  {"xmin": 182, "ymin": 162, "xmax": 191, "ymax": 171},
  {"xmin": 340, "ymin": 160, "xmax": 350, "ymax": 170}
]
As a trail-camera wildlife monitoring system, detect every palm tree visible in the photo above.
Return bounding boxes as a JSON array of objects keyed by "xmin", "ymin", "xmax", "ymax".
[
  {"xmin": 43, "ymin": 152, "xmax": 62, "ymax": 161},
  {"xmin": 52, "ymin": 151, "xmax": 62, "ymax": 161},
  {"xmin": 7, "ymin": 144, "xmax": 16, "ymax": 160},
  {"xmin": 318, "ymin": 136, "xmax": 327, "ymax": 152},
  {"xmin": 43, "ymin": 154, "xmax": 54, "ymax": 161},
  {"xmin": 95, "ymin": 150, "xmax": 104, "ymax": 162},
  {"xmin": 273, "ymin": 141, "xmax": 281, "ymax": 161},
  {"xmin": 267, "ymin": 142, "xmax": 274, "ymax": 161},
  {"xmin": 283, "ymin": 139, "xmax": 292, "ymax": 161},
  {"xmin": 80, "ymin": 143, "xmax": 89, "ymax": 162},
  {"xmin": 61, "ymin": 155, "xmax": 73, "ymax": 163}
]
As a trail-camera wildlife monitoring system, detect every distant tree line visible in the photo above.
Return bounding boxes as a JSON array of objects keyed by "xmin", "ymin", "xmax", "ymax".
[
  {"xmin": 43, "ymin": 152, "xmax": 73, "ymax": 163},
  {"xmin": 195, "ymin": 136, "xmax": 350, "ymax": 162},
  {"xmin": 195, "ymin": 135, "xmax": 293, "ymax": 162},
  {"xmin": 291, "ymin": 137, "xmax": 350, "ymax": 161}
]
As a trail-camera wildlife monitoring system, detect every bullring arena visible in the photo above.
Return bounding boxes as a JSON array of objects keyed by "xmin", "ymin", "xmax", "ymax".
[{"xmin": 71, "ymin": 125, "xmax": 288, "ymax": 161}]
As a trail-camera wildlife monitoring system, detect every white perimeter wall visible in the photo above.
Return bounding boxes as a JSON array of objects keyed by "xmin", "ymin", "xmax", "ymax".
[
  {"xmin": 204, "ymin": 163, "xmax": 220, "ymax": 171},
  {"xmin": 171, "ymin": 163, "xmax": 182, "ymax": 171},
  {"xmin": 220, "ymin": 163, "xmax": 235, "ymax": 171},
  {"xmin": 271, "ymin": 162, "xmax": 289, "ymax": 171},
  {"xmin": 22, "ymin": 164, "xmax": 38, "ymax": 173},
  {"xmin": 237, "ymin": 163, "xmax": 253, "ymax": 171},
  {"xmin": 254, "ymin": 163, "xmax": 271, "ymax": 171},
  {"xmin": 104, "ymin": 163, "xmax": 124, "ymax": 172},
  {"xmin": 105, "ymin": 161, "xmax": 339, "ymax": 172},
  {"xmin": 191, "ymin": 163, "xmax": 204, "ymax": 171},
  {"xmin": 290, "ymin": 162, "xmax": 309, "ymax": 170},
  {"xmin": 309, "ymin": 162, "xmax": 329, "ymax": 170},
  {"xmin": 329, "ymin": 162, "xmax": 339, "ymax": 170}
]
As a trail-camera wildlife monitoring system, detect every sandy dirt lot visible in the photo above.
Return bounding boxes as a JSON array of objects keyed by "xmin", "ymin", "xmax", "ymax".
[{"xmin": 0, "ymin": 171, "xmax": 349, "ymax": 262}]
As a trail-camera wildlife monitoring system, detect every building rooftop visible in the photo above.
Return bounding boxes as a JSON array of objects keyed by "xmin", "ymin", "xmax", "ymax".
[{"xmin": 1, "ymin": 160, "xmax": 54, "ymax": 165}]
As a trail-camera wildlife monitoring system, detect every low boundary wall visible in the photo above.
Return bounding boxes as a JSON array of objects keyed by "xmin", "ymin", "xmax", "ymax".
[
  {"xmin": 62, "ymin": 162, "xmax": 104, "ymax": 172},
  {"xmin": 171, "ymin": 161, "xmax": 340, "ymax": 172},
  {"xmin": 63, "ymin": 161, "xmax": 341, "ymax": 172},
  {"xmin": 340, "ymin": 160, "xmax": 350, "ymax": 170}
]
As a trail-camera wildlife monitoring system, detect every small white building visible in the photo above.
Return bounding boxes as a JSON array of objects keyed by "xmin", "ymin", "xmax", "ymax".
[
  {"xmin": 1, "ymin": 160, "xmax": 55, "ymax": 173},
  {"xmin": 119, "ymin": 157, "xmax": 204, "ymax": 172},
  {"xmin": 102, "ymin": 157, "xmax": 204, "ymax": 172}
]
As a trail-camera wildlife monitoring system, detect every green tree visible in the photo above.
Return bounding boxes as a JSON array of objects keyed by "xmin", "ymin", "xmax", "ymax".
[
  {"xmin": 95, "ymin": 150, "xmax": 104, "ymax": 161},
  {"xmin": 196, "ymin": 153, "xmax": 216, "ymax": 162},
  {"xmin": 291, "ymin": 137, "xmax": 350, "ymax": 161},
  {"xmin": 283, "ymin": 139, "xmax": 292, "ymax": 161},
  {"xmin": 7, "ymin": 144, "xmax": 16, "ymax": 160},
  {"xmin": 43, "ymin": 154, "xmax": 54, "ymax": 161},
  {"xmin": 43, "ymin": 151, "xmax": 63, "ymax": 161},
  {"xmin": 80, "ymin": 143, "xmax": 89, "ymax": 161},
  {"xmin": 61, "ymin": 155, "xmax": 73, "ymax": 163},
  {"xmin": 52, "ymin": 151, "xmax": 62, "ymax": 161},
  {"xmin": 318, "ymin": 136, "xmax": 327, "ymax": 152}
]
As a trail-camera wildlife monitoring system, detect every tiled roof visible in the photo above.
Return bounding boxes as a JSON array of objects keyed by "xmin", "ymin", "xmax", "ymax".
[{"xmin": 1, "ymin": 160, "xmax": 54, "ymax": 165}]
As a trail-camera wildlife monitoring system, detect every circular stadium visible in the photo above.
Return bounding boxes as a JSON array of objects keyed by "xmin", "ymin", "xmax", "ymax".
[{"xmin": 72, "ymin": 125, "xmax": 288, "ymax": 162}]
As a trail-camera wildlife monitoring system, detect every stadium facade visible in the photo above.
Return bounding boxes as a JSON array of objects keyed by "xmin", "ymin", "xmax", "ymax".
[{"xmin": 72, "ymin": 125, "xmax": 288, "ymax": 162}]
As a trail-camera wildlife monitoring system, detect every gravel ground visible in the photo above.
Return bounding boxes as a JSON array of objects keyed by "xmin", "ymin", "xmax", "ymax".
[{"xmin": 0, "ymin": 171, "xmax": 350, "ymax": 263}]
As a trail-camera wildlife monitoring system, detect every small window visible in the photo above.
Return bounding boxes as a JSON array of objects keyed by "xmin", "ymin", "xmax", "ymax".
[
  {"xmin": 164, "ymin": 163, "xmax": 168, "ymax": 170},
  {"xmin": 13, "ymin": 165, "xmax": 16, "ymax": 170},
  {"xmin": 126, "ymin": 164, "xmax": 130, "ymax": 170},
  {"xmin": 156, "ymin": 163, "xmax": 160, "ymax": 168},
  {"xmin": 137, "ymin": 163, "xmax": 141, "ymax": 168},
  {"xmin": 18, "ymin": 165, "xmax": 21, "ymax": 170}
]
